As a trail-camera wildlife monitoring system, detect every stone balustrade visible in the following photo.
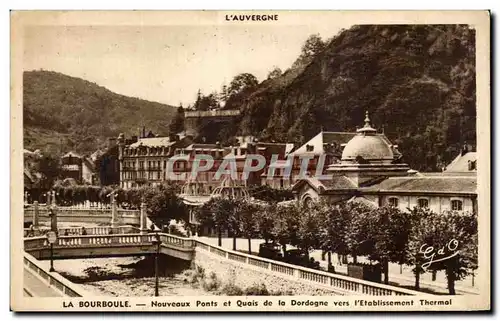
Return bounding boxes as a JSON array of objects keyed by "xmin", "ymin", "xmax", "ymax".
[
  {"xmin": 24, "ymin": 226, "xmax": 139, "ymax": 237},
  {"xmin": 192, "ymin": 240, "xmax": 422, "ymax": 296},
  {"xmin": 24, "ymin": 201, "xmax": 145, "ymax": 228},
  {"xmin": 24, "ymin": 233, "xmax": 193, "ymax": 251}
]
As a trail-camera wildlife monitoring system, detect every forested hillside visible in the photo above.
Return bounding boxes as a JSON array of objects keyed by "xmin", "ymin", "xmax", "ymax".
[
  {"xmin": 23, "ymin": 71, "xmax": 177, "ymax": 156},
  {"xmin": 196, "ymin": 25, "xmax": 476, "ymax": 171}
]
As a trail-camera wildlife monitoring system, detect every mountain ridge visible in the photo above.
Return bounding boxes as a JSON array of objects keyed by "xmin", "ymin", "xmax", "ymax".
[
  {"xmin": 222, "ymin": 24, "xmax": 476, "ymax": 172},
  {"xmin": 23, "ymin": 70, "xmax": 178, "ymax": 156}
]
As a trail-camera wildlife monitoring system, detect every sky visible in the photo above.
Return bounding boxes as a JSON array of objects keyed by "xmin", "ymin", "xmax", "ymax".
[{"xmin": 23, "ymin": 23, "xmax": 345, "ymax": 107}]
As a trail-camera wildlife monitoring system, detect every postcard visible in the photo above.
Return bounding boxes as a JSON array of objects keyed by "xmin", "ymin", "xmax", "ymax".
[{"xmin": 10, "ymin": 10, "xmax": 490, "ymax": 312}]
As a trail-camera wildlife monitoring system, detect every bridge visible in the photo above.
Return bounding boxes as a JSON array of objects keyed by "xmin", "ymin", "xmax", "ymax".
[
  {"xmin": 23, "ymin": 232, "xmax": 422, "ymax": 298},
  {"xmin": 184, "ymin": 109, "xmax": 241, "ymax": 138},
  {"xmin": 23, "ymin": 201, "xmax": 145, "ymax": 228}
]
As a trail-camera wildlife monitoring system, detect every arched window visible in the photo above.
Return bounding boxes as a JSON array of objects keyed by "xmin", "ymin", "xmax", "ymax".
[
  {"xmin": 451, "ymin": 200, "xmax": 463, "ymax": 211},
  {"xmin": 418, "ymin": 198, "xmax": 429, "ymax": 209},
  {"xmin": 388, "ymin": 197, "xmax": 399, "ymax": 208}
]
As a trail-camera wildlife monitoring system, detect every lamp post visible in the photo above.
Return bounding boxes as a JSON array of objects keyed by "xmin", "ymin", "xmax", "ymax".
[
  {"xmin": 47, "ymin": 231, "xmax": 57, "ymax": 272},
  {"xmin": 48, "ymin": 206, "xmax": 57, "ymax": 235},
  {"xmin": 152, "ymin": 232, "xmax": 161, "ymax": 297}
]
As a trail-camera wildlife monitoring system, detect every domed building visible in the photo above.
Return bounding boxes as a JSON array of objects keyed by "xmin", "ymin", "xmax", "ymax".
[
  {"xmin": 292, "ymin": 111, "xmax": 477, "ymax": 215},
  {"xmin": 327, "ymin": 111, "xmax": 410, "ymax": 187}
]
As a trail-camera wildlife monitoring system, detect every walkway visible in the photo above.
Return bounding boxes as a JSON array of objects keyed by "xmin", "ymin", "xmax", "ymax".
[
  {"xmin": 195, "ymin": 236, "xmax": 479, "ymax": 295},
  {"xmin": 24, "ymin": 268, "xmax": 63, "ymax": 297}
]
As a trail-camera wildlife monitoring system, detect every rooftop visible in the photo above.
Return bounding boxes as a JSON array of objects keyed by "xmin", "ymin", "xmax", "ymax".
[
  {"xmin": 293, "ymin": 131, "xmax": 355, "ymax": 155},
  {"xmin": 129, "ymin": 137, "xmax": 175, "ymax": 148},
  {"xmin": 62, "ymin": 151, "xmax": 82, "ymax": 159},
  {"xmin": 364, "ymin": 176, "xmax": 477, "ymax": 194},
  {"xmin": 292, "ymin": 176, "xmax": 357, "ymax": 193},
  {"xmin": 445, "ymin": 152, "xmax": 477, "ymax": 173}
]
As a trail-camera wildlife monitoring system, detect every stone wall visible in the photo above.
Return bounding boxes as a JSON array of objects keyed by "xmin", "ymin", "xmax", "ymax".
[{"xmin": 193, "ymin": 248, "xmax": 340, "ymax": 296}]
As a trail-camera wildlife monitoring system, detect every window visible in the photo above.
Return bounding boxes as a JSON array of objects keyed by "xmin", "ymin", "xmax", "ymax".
[
  {"xmin": 418, "ymin": 198, "xmax": 429, "ymax": 209},
  {"xmin": 388, "ymin": 197, "xmax": 399, "ymax": 208},
  {"xmin": 451, "ymin": 200, "xmax": 463, "ymax": 211},
  {"xmin": 306, "ymin": 144, "xmax": 314, "ymax": 152}
]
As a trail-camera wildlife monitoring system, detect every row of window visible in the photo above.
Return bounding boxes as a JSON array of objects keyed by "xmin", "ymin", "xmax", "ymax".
[
  {"xmin": 124, "ymin": 160, "xmax": 166, "ymax": 170},
  {"xmin": 387, "ymin": 197, "xmax": 463, "ymax": 211},
  {"xmin": 123, "ymin": 147, "xmax": 170, "ymax": 156}
]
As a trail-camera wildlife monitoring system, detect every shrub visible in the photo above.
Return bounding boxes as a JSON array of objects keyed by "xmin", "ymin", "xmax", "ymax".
[
  {"xmin": 221, "ymin": 283, "xmax": 244, "ymax": 296},
  {"xmin": 244, "ymin": 283, "xmax": 270, "ymax": 296},
  {"xmin": 201, "ymin": 272, "xmax": 221, "ymax": 292}
]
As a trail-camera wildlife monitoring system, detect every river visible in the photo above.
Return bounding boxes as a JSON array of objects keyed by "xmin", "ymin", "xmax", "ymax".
[{"xmin": 54, "ymin": 256, "xmax": 213, "ymax": 297}]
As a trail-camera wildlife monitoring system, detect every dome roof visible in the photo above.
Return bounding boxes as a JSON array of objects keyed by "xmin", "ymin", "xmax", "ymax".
[
  {"xmin": 341, "ymin": 111, "xmax": 394, "ymax": 161},
  {"xmin": 341, "ymin": 135, "xmax": 394, "ymax": 160}
]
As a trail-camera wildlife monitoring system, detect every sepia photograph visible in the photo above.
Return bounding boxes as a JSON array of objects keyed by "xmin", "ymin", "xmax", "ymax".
[{"xmin": 10, "ymin": 10, "xmax": 490, "ymax": 312}]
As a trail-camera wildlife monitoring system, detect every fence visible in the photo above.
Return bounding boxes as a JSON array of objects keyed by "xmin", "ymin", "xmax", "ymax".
[{"xmin": 191, "ymin": 239, "xmax": 423, "ymax": 296}]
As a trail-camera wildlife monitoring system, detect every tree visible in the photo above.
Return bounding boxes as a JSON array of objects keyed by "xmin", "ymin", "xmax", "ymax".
[
  {"xmin": 228, "ymin": 73, "xmax": 258, "ymax": 98},
  {"xmin": 413, "ymin": 211, "xmax": 478, "ymax": 294},
  {"xmin": 267, "ymin": 66, "xmax": 282, "ymax": 79},
  {"xmin": 300, "ymin": 34, "xmax": 326, "ymax": 58},
  {"xmin": 271, "ymin": 203, "xmax": 300, "ymax": 257},
  {"xmin": 227, "ymin": 198, "xmax": 243, "ymax": 251},
  {"xmin": 239, "ymin": 200, "xmax": 260, "ymax": 254},
  {"xmin": 34, "ymin": 155, "xmax": 61, "ymax": 190},
  {"xmin": 194, "ymin": 91, "xmax": 220, "ymax": 111},
  {"xmin": 168, "ymin": 105, "xmax": 185, "ymax": 135},
  {"xmin": 199, "ymin": 197, "xmax": 234, "ymax": 246},
  {"xmin": 407, "ymin": 207, "xmax": 436, "ymax": 290},
  {"xmin": 219, "ymin": 84, "xmax": 230, "ymax": 105},
  {"xmin": 296, "ymin": 203, "xmax": 322, "ymax": 258},
  {"xmin": 141, "ymin": 183, "xmax": 187, "ymax": 228},
  {"xmin": 318, "ymin": 201, "xmax": 350, "ymax": 268},
  {"xmin": 369, "ymin": 206, "xmax": 411, "ymax": 284},
  {"xmin": 255, "ymin": 203, "xmax": 276, "ymax": 244},
  {"xmin": 344, "ymin": 203, "xmax": 376, "ymax": 264},
  {"xmin": 291, "ymin": 34, "xmax": 326, "ymax": 69}
]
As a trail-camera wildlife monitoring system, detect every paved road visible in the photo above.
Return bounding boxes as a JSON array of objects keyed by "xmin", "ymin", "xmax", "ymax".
[
  {"xmin": 24, "ymin": 269, "xmax": 63, "ymax": 297},
  {"xmin": 195, "ymin": 236, "xmax": 479, "ymax": 295}
]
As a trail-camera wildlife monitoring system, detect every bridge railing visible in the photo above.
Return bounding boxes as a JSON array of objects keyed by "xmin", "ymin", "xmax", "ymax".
[
  {"xmin": 25, "ymin": 207, "xmax": 140, "ymax": 217},
  {"xmin": 24, "ymin": 233, "xmax": 195, "ymax": 250},
  {"xmin": 191, "ymin": 239, "xmax": 423, "ymax": 296},
  {"xmin": 24, "ymin": 252, "xmax": 88, "ymax": 297},
  {"xmin": 24, "ymin": 226, "xmax": 139, "ymax": 237}
]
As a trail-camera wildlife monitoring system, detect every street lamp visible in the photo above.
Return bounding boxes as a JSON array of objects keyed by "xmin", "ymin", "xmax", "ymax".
[
  {"xmin": 152, "ymin": 232, "xmax": 161, "ymax": 297},
  {"xmin": 48, "ymin": 206, "xmax": 57, "ymax": 236},
  {"xmin": 47, "ymin": 231, "xmax": 57, "ymax": 272}
]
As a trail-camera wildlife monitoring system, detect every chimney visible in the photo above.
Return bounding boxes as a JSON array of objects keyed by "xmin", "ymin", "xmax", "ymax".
[{"xmin": 142, "ymin": 126, "xmax": 146, "ymax": 138}]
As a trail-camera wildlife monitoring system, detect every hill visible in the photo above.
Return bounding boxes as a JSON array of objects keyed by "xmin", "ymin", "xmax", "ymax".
[
  {"xmin": 23, "ymin": 70, "xmax": 177, "ymax": 156},
  {"xmin": 223, "ymin": 25, "xmax": 476, "ymax": 172}
]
